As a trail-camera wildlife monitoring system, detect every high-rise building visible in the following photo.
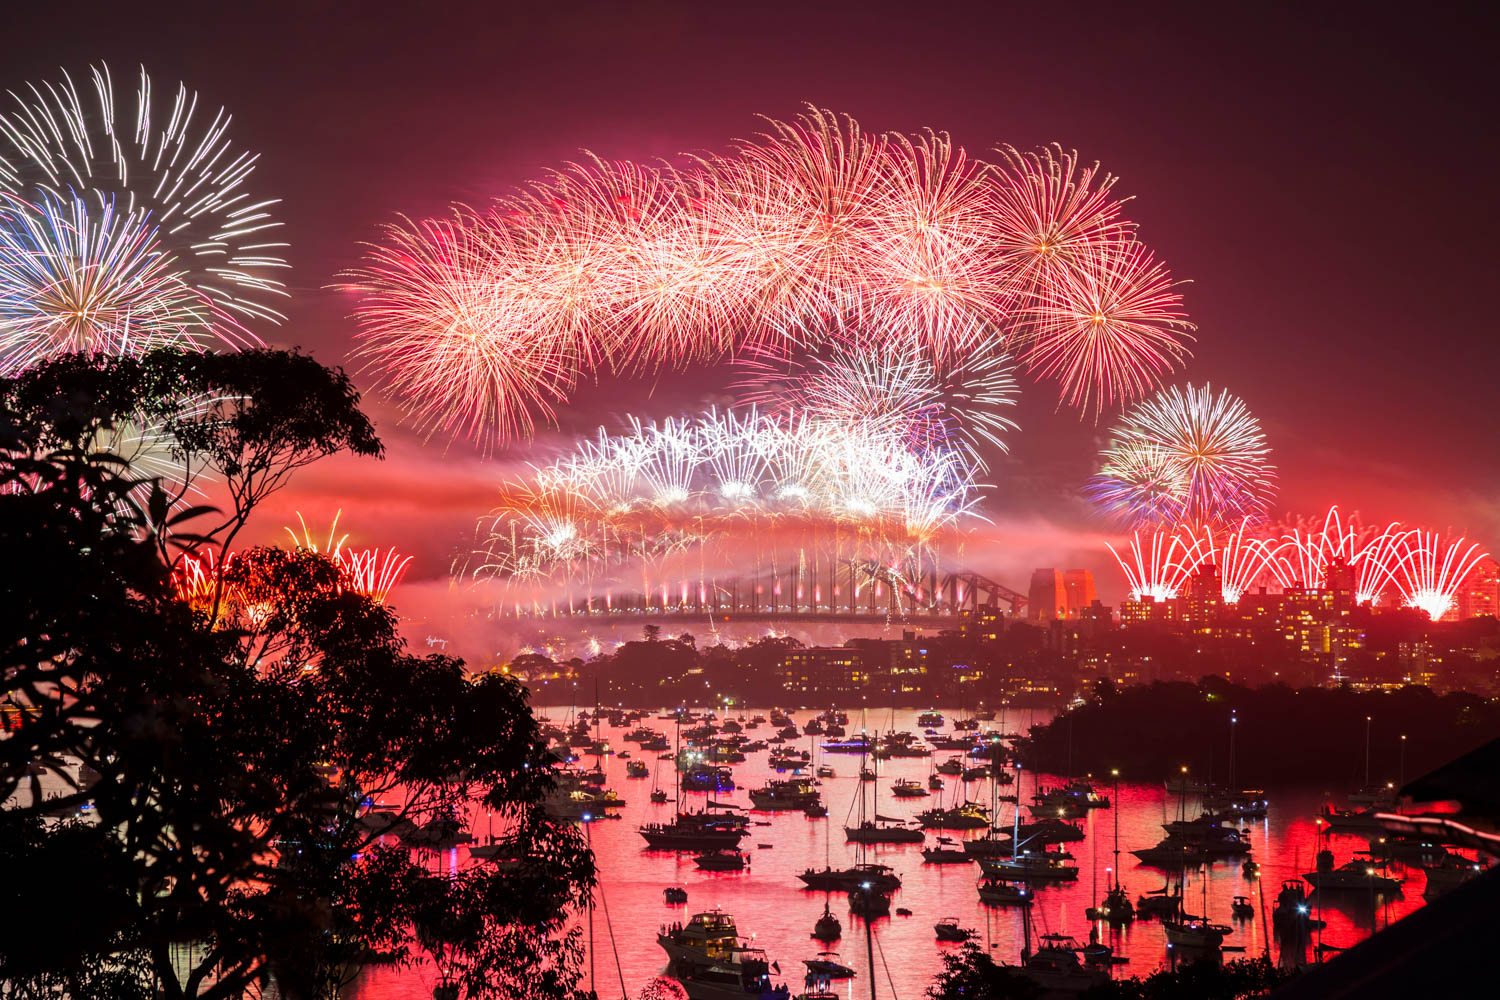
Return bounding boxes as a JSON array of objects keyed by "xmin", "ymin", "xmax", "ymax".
[
  {"xmin": 1028, "ymin": 569, "xmax": 1067, "ymax": 621},
  {"xmin": 1030, "ymin": 568, "xmax": 1098, "ymax": 621},
  {"xmin": 1455, "ymin": 557, "xmax": 1499, "ymax": 620},
  {"xmin": 780, "ymin": 647, "xmax": 869, "ymax": 697}
]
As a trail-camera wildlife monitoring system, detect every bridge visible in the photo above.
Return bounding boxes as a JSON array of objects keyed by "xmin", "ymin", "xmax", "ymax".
[{"xmin": 496, "ymin": 568, "xmax": 1028, "ymax": 622}]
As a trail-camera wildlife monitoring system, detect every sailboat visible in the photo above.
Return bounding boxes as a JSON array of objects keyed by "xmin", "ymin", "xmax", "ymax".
[
  {"xmin": 844, "ymin": 731, "xmax": 922, "ymax": 844},
  {"xmin": 1086, "ymin": 775, "xmax": 1134, "ymax": 925}
]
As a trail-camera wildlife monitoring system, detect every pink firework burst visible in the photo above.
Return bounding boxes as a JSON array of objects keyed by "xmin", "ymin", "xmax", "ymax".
[{"xmin": 1021, "ymin": 243, "xmax": 1194, "ymax": 415}]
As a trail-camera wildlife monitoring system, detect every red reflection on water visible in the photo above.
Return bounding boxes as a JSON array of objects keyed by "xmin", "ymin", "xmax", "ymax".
[{"xmin": 347, "ymin": 709, "xmax": 1430, "ymax": 999}]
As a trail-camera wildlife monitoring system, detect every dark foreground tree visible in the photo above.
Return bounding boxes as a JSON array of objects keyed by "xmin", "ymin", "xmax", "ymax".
[
  {"xmin": 926, "ymin": 946, "xmax": 1289, "ymax": 1000},
  {"xmin": 0, "ymin": 350, "xmax": 592, "ymax": 1000}
]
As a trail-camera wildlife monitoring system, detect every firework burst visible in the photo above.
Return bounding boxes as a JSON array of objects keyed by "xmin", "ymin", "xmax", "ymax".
[
  {"xmin": 351, "ymin": 107, "xmax": 1193, "ymax": 448},
  {"xmin": 1089, "ymin": 383, "xmax": 1275, "ymax": 528},
  {"xmin": 0, "ymin": 64, "xmax": 285, "ymax": 368},
  {"xmin": 737, "ymin": 335, "xmax": 1019, "ymax": 471}
]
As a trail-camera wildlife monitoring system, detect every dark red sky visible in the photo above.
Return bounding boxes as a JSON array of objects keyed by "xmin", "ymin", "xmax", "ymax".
[{"xmin": 11, "ymin": 1, "xmax": 1498, "ymax": 604}]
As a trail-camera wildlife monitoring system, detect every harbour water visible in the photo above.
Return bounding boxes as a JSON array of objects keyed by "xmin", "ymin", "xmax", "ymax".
[{"xmin": 348, "ymin": 707, "xmax": 1428, "ymax": 999}]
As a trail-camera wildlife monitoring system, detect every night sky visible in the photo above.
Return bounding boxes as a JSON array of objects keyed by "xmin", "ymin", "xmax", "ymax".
[{"xmin": 9, "ymin": 1, "xmax": 1498, "ymax": 617}]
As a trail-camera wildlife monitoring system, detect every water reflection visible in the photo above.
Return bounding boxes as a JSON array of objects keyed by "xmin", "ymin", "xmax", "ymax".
[{"xmin": 349, "ymin": 708, "xmax": 1432, "ymax": 999}]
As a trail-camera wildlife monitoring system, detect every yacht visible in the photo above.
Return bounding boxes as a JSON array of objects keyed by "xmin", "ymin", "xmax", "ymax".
[
  {"xmin": 1016, "ymin": 935, "xmax": 1108, "ymax": 993},
  {"xmin": 977, "ymin": 878, "xmax": 1033, "ymax": 906},
  {"xmin": 640, "ymin": 811, "xmax": 749, "ymax": 851},
  {"xmin": 978, "ymin": 851, "xmax": 1078, "ymax": 882},
  {"xmin": 934, "ymin": 917, "xmax": 974, "ymax": 941},
  {"xmin": 918, "ymin": 802, "xmax": 990, "ymax": 829},
  {"xmin": 658, "ymin": 910, "xmax": 742, "ymax": 967},
  {"xmin": 797, "ymin": 863, "xmax": 901, "ymax": 893},
  {"xmin": 749, "ymin": 777, "xmax": 821, "ymax": 811},
  {"xmin": 891, "ymin": 778, "xmax": 928, "ymax": 799},
  {"xmin": 1302, "ymin": 854, "xmax": 1403, "ymax": 894},
  {"xmin": 695, "ymin": 850, "xmax": 749, "ymax": 872},
  {"xmin": 845, "ymin": 819, "xmax": 924, "ymax": 844},
  {"xmin": 1162, "ymin": 914, "xmax": 1230, "ymax": 951}
]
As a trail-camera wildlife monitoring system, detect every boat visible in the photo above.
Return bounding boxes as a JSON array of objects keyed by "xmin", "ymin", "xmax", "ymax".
[
  {"xmin": 400, "ymin": 813, "xmax": 472, "ymax": 849},
  {"xmin": 962, "ymin": 832, "xmax": 1015, "ymax": 858},
  {"xmin": 978, "ymin": 852, "xmax": 1079, "ymax": 882},
  {"xmin": 672, "ymin": 949, "xmax": 790, "ymax": 1000},
  {"xmin": 1162, "ymin": 913, "xmax": 1230, "ymax": 952},
  {"xmin": 1302, "ymin": 852, "xmax": 1403, "ymax": 894},
  {"xmin": 640, "ymin": 811, "xmax": 749, "ymax": 851},
  {"xmin": 749, "ymin": 778, "xmax": 821, "ymax": 811},
  {"xmin": 1242, "ymin": 858, "xmax": 1260, "ymax": 878},
  {"xmin": 1271, "ymin": 880, "xmax": 1325, "ymax": 934},
  {"xmin": 1085, "ymin": 884, "xmax": 1135, "ymax": 925},
  {"xmin": 802, "ymin": 955, "xmax": 854, "ymax": 980},
  {"xmin": 658, "ymin": 909, "xmax": 743, "ymax": 968},
  {"xmin": 821, "ymin": 737, "xmax": 874, "ymax": 754},
  {"xmin": 891, "ymin": 778, "xmax": 928, "ymax": 798},
  {"xmin": 695, "ymin": 850, "xmax": 749, "ymax": 871},
  {"xmin": 626, "ymin": 760, "xmax": 650, "ymax": 778},
  {"xmin": 815, "ymin": 764, "xmax": 835, "ymax": 779},
  {"xmin": 357, "ymin": 810, "xmax": 416, "ymax": 837},
  {"xmin": 1136, "ymin": 885, "xmax": 1183, "ymax": 920},
  {"xmin": 917, "ymin": 711, "xmax": 944, "ymax": 728},
  {"xmin": 918, "ymin": 802, "xmax": 990, "ymax": 829},
  {"xmin": 1164, "ymin": 776, "xmax": 1213, "ymax": 796},
  {"xmin": 650, "ymin": 789, "xmax": 669, "ymax": 804},
  {"xmin": 1230, "ymin": 896, "xmax": 1255, "ymax": 919},
  {"xmin": 858, "ymin": 768, "xmax": 876, "ymax": 782},
  {"xmin": 928, "ymin": 774, "xmax": 945, "ymax": 791},
  {"xmin": 812, "ymin": 904, "xmax": 842, "ymax": 942},
  {"xmin": 664, "ymin": 886, "xmax": 689, "ymax": 903},
  {"xmin": 1016, "ymin": 817, "xmax": 1085, "ymax": 844},
  {"xmin": 1131, "ymin": 838, "xmax": 1207, "ymax": 868},
  {"xmin": 977, "ymin": 878, "xmax": 1033, "ymax": 906},
  {"xmin": 845, "ymin": 820, "xmax": 924, "ymax": 844},
  {"xmin": 921, "ymin": 842, "xmax": 972, "ymax": 864},
  {"xmin": 1423, "ymin": 859, "xmax": 1485, "ymax": 899},
  {"xmin": 1320, "ymin": 805, "xmax": 1385, "ymax": 833},
  {"xmin": 935, "ymin": 758, "xmax": 965, "ymax": 776},
  {"xmin": 1016, "ymin": 934, "xmax": 1108, "ymax": 993},
  {"xmin": 847, "ymin": 887, "xmax": 891, "ymax": 919},
  {"xmin": 681, "ymin": 764, "xmax": 735, "ymax": 793},
  {"xmin": 803, "ymin": 802, "xmax": 828, "ymax": 818},
  {"xmin": 934, "ymin": 917, "xmax": 974, "ymax": 941},
  {"xmin": 798, "ymin": 864, "xmax": 901, "ymax": 893}
]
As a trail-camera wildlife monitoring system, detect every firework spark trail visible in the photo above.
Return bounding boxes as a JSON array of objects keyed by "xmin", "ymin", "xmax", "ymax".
[
  {"xmin": 1106, "ymin": 529, "xmax": 1201, "ymax": 601},
  {"xmin": 0, "ymin": 64, "xmax": 285, "ymax": 371},
  {"xmin": 1088, "ymin": 383, "xmax": 1275, "ymax": 528},
  {"xmin": 1180, "ymin": 520, "xmax": 1280, "ymax": 604},
  {"xmin": 1352, "ymin": 524, "xmax": 1408, "ymax": 606},
  {"xmin": 1266, "ymin": 504, "xmax": 1361, "ymax": 589},
  {"xmin": 283, "ymin": 511, "xmax": 414, "ymax": 604},
  {"xmin": 1393, "ymin": 531, "xmax": 1489, "ymax": 621},
  {"xmin": 351, "ymin": 107, "xmax": 1194, "ymax": 448},
  {"xmin": 1104, "ymin": 507, "xmax": 1489, "ymax": 614}
]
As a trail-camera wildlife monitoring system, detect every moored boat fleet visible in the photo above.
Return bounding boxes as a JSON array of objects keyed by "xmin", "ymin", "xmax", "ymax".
[{"xmin": 363, "ymin": 703, "xmax": 1494, "ymax": 999}]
